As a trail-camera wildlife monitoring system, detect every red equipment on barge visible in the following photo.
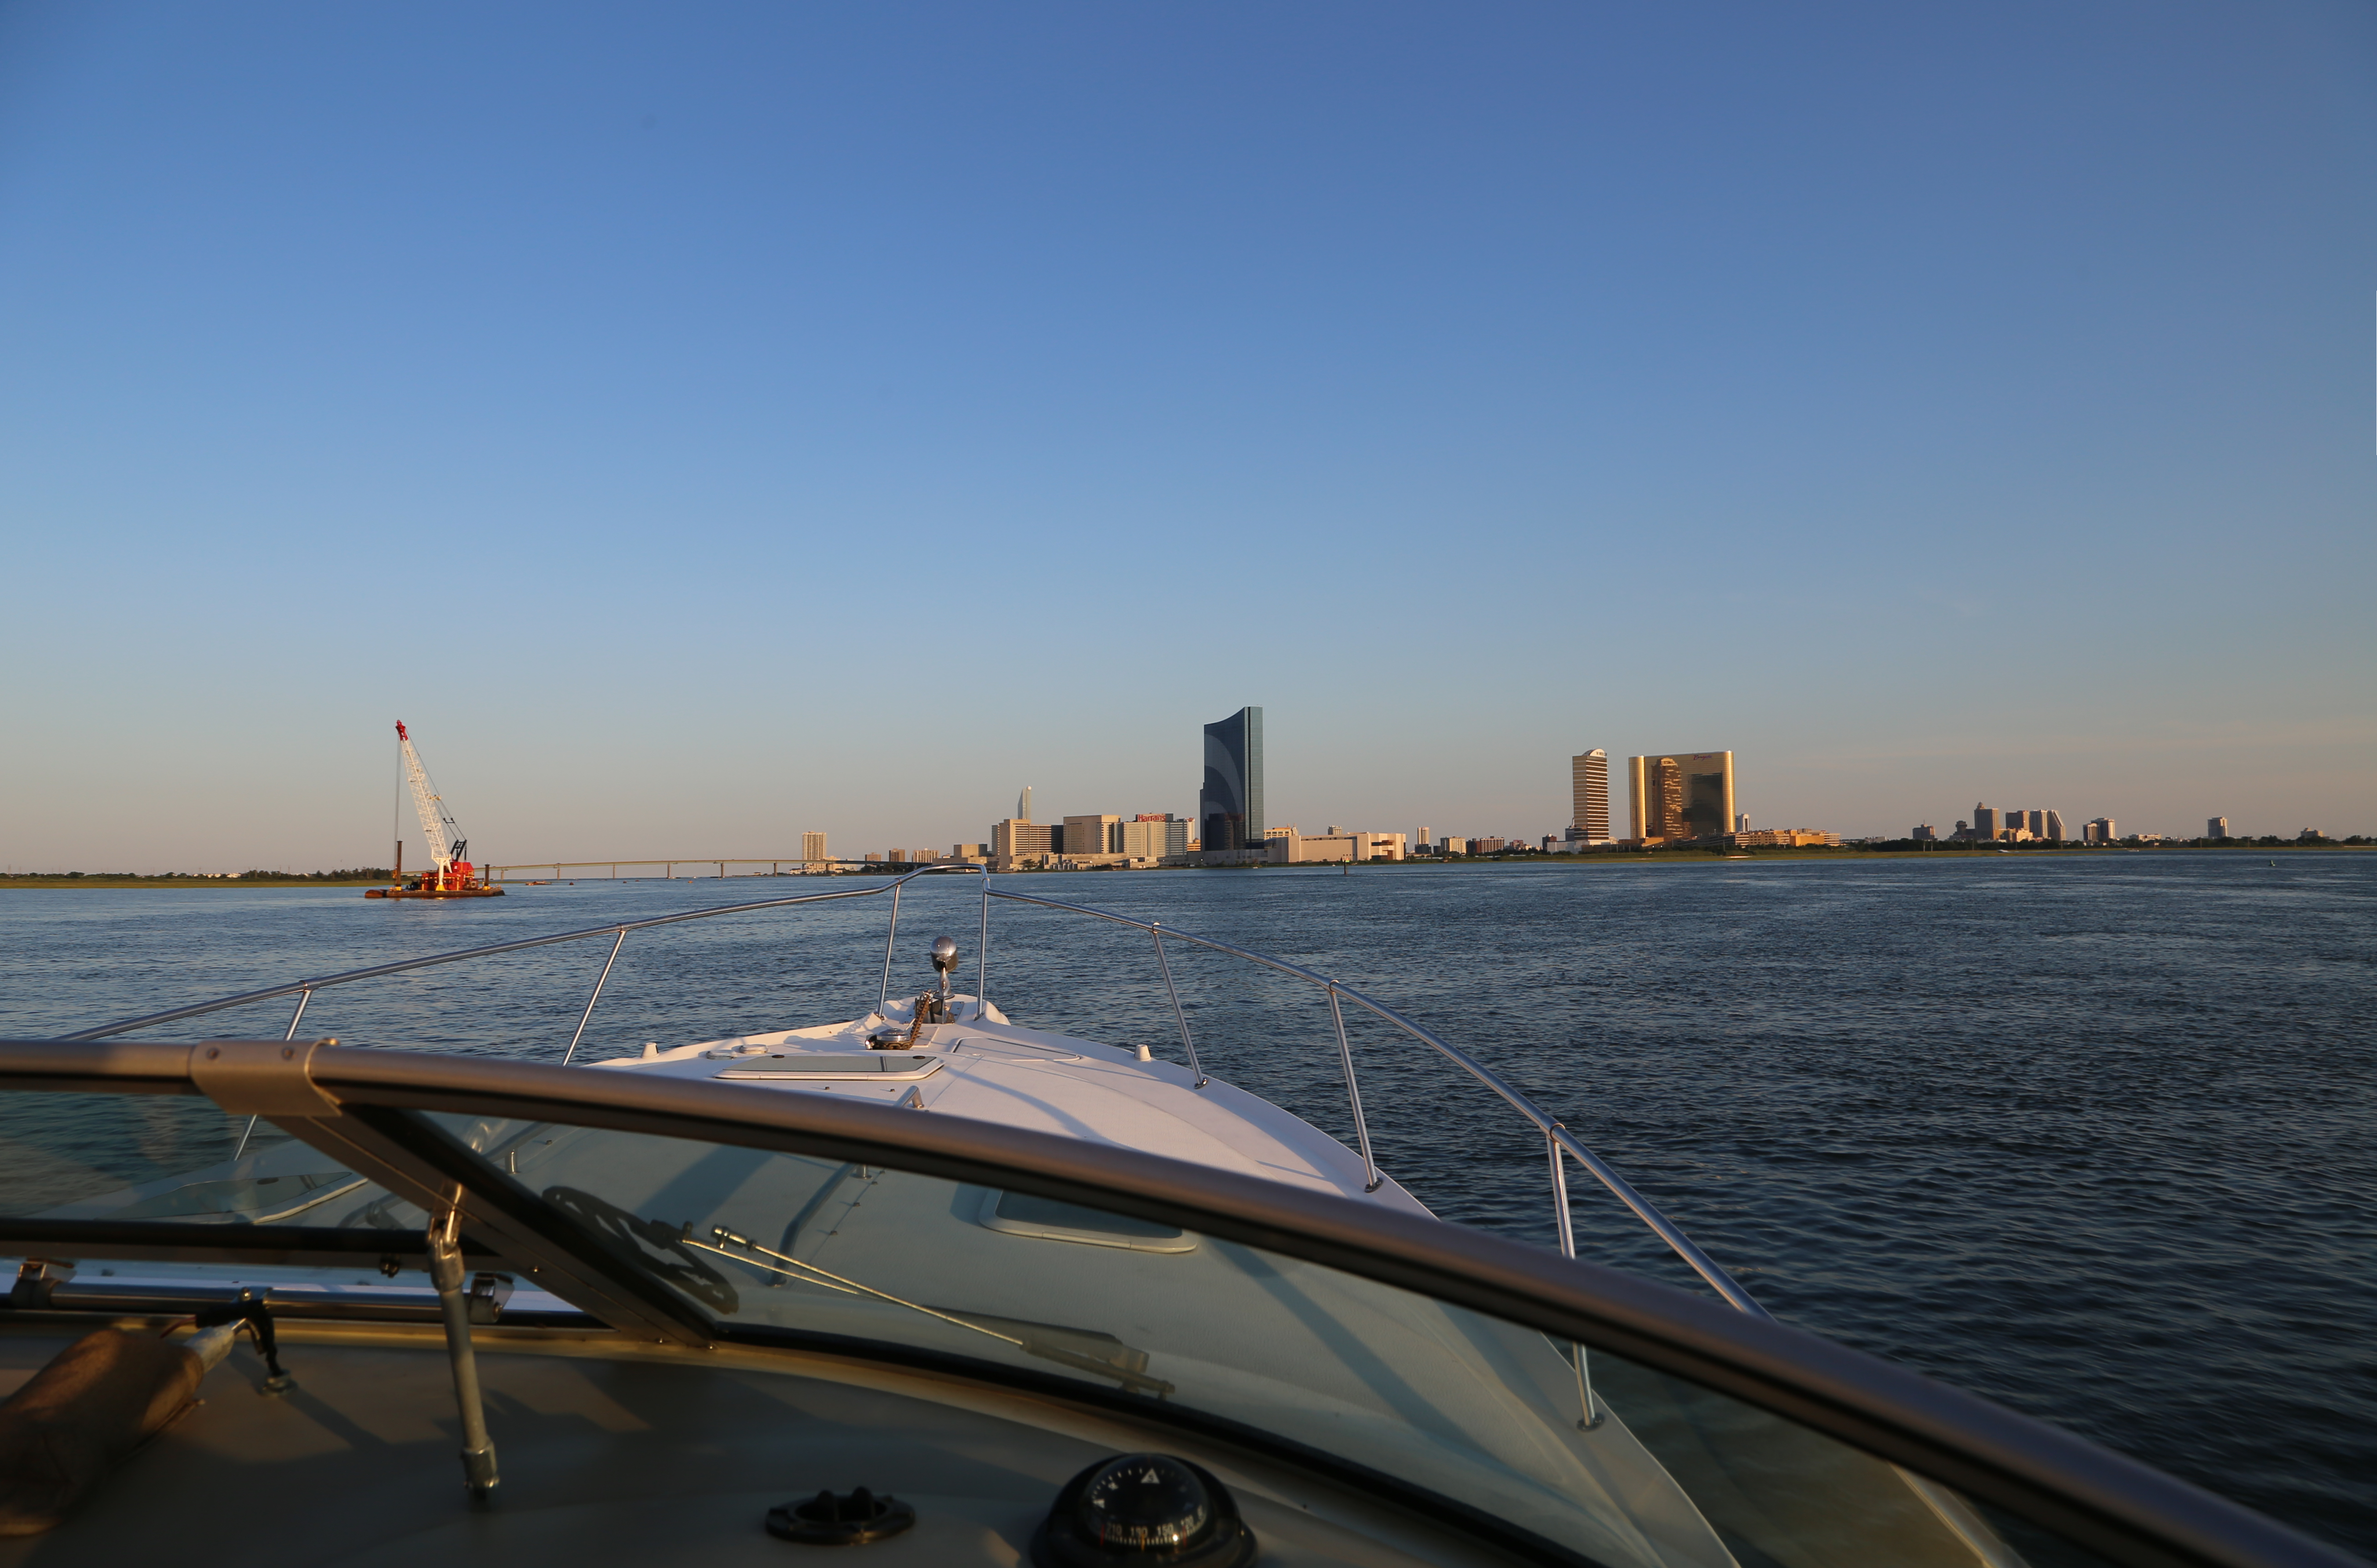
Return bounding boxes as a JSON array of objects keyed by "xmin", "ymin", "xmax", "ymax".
[{"xmin": 366, "ymin": 721, "xmax": 504, "ymax": 899}]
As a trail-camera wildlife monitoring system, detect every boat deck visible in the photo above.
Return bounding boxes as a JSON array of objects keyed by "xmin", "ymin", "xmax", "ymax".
[{"xmin": 598, "ymin": 996, "xmax": 1430, "ymax": 1214}]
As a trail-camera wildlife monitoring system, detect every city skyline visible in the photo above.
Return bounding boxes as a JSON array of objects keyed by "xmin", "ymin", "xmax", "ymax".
[
  {"xmin": 0, "ymin": 6, "xmax": 2368, "ymax": 869},
  {"xmin": 0, "ymin": 703, "xmax": 2351, "ymax": 872}
]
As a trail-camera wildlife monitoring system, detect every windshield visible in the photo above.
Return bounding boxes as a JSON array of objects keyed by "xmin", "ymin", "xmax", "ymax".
[
  {"xmin": 4, "ymin": 1091, "xmax": 407, "ymax": 1230},
  {"xmin": 407, "ymin": 1109, "xmax": 2039, "ymax": 1568},
  {"xmin": 0, "ymin": 1079, "xmax": 2166, "ymax": 1568}
]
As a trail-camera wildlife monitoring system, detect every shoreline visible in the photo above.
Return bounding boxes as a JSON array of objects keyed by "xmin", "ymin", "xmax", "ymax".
[
  {"xmin": 6, "ymin": 843, "xmax": 2368, "ymax": 889},
  {"xmin": 0, "ymin": 878, "xmax": 397, "ymax": 889}
]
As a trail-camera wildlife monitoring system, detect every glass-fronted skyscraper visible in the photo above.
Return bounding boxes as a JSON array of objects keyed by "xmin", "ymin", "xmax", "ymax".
[
  {"xmin": 1626, "ymin": 751, "xmax": 1734, "ymax": 841},
  {"xmin": 1200, "ymin": 707, "xmax": 1264, "ymax": 853}
]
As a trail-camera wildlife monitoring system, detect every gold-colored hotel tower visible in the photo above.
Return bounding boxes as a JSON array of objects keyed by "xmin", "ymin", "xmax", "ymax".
[{"xmin": 1627, "ymin": 751, "xmax": 1735, "ymax": 842}]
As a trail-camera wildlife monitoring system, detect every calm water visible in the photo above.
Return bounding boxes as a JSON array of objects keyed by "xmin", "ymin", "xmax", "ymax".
[{"xmin": 3, "ymin": 854, "xmax": 2373, "ymax": 1553}]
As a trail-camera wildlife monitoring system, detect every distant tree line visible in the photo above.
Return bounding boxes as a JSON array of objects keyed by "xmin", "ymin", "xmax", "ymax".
[
  {"xmin": 237, "ymin": 868, "xmax": 395, "ymax": 880},
  {"xmin": 0, "ymin": 868, "xmax": 395, "ymax": 880}
]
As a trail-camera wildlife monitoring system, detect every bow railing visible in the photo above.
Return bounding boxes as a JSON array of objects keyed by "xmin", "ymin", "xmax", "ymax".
[{"xmin": 57, "ymin": 864, "xmax": 1765, "ymax": 1322}]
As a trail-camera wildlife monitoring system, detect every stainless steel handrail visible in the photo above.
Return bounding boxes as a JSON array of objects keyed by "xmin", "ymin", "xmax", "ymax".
[
  {"xmin": 53, "ymin": 863, "xmax": 1756, "ymax": 1317},
  {"xmin": 57, "ymin": 864, "xmax": 974, "ymax": 1045},
  {"xmin": 982, "ymin": 885, "xmax": 1769, "ymax": 1319}
]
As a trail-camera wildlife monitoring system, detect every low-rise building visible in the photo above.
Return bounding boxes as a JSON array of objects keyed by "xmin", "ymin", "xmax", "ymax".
[
  {"xmin": 1121, "ymin": 815, "xmax": 1188, "ymax": 859},
  {"xmin": 992, "ymin": 818, "xmax": 1054, "ymax": 870},
  {"xmin": 1065, "ymin": 815, "xmax": 1123, "ymax": 856},
  {"xmin": 1727, "ymin": 829, "xmax": 1841, "ymax": 848},
  {"xmin": 1264, "ymin": 828, "xmax": 1406, "ymax": 864}
]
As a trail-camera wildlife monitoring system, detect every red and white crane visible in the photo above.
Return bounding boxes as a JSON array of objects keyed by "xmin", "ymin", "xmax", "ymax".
[{"xmin": 390, "ymin": 721, "xmax": 489, "ymax": 894}]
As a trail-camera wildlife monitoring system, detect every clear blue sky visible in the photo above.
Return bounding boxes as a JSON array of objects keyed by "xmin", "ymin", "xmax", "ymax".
[{"xmin": 3, "ymin": 1, "xmax": 2371, "ymax": 869}]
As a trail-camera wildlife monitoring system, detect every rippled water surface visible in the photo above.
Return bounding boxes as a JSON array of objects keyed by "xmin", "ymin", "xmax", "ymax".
[{"xmin": 3, "ymin": 854, "xmax": 2372, "ymax": 1552}]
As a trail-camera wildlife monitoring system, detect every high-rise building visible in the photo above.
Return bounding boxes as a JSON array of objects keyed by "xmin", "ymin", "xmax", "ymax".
[
  {"xmin": 801, "ymin": 831, "xmax": 828, "ymax": 864},
  {"xmin": 1416, "ymin": 826, "xmax": 1431, "ymax": 847},
  {"xmin": 2084, "ymin": 817, "xmax": 2116, "ymax": 844},
  {"xmin": 2023, "ymin": 810, "xmax": 2047, "ymax": 838},
  {"xmin": 1627, "ymin": 752, "xmax": 1734, "ymax": 841},
  {"xmin": 1972, "ymin": 803, "xmax": 1999, "ymax": 838},
  {"xmin": 2045, "ymin": 810, "xmax": 2066, "ymax": 842},
  {"xmin": 1913, "ymin": 824, "xmax": 1938, "ymax": 842},
  {"xmin": 1199, "ymin": 706, "xmax": 1265, "ymax": 854},
  {"xmin": 1570, "ymin": 750, "xmax": 1610, "ymax": 841},
  {"xmin": 1017, "ymin": 786, "xmax": 1032, "ymax": 821},
  {"xmin": 2208, "ymin": 816, "xmax": 2229, "ymax": 839},
  {"xmin": 1065, "ymin": 815, "xmax": 1122, "ymax": 857}
]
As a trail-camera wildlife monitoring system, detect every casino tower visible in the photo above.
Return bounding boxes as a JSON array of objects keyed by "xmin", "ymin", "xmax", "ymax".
[{"xmin": 1199, "ymin": 707, "xmax": 1264, "ymax": 854}]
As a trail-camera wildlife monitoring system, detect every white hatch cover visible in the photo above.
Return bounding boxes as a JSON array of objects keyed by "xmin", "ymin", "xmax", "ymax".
[{"xmin": 715, "ymin": 1054, "xmax": 945, "ymax": 1082}]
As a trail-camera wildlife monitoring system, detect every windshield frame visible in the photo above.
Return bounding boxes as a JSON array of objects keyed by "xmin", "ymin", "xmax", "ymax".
[{"xmin": 0, "ymin": 1036, "xmax": 2352, "ymax": 1568}]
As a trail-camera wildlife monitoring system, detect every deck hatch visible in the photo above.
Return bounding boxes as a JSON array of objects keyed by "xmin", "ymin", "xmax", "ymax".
[
  {"xmin": 974, "ymin": 1188, "xmax": 1198, "ymax": 1253},
  {"xmin": 716, "ymin": 1054, "xmax": 944, "ymax": 1082}
]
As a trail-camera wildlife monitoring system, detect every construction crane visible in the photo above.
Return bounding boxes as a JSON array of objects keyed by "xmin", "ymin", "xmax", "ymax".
[{"xmin": 369, "ymin": 722, "xmax": 502, "ymax": 898}]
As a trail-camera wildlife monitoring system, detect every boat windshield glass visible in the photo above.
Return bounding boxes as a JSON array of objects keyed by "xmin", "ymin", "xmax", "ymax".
[
  {"xmin": 0, "ymin": 1088, "xmax": 2125, "ymax": 1568},
  {"xmin": 4, "ymin": 1092, "xmax": 402, "ymax": 1229},
  {"xmin": 408, "ymin": 1109, "xmax": 2068, "ymax": 1568}
]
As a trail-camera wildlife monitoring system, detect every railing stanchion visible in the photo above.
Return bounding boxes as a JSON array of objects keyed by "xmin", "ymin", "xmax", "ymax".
[
  {"xmin": 561, "ymin": 928, "xmax": 627, "ymax": 1066},
  {"xmin": 877, "ymin": 880, "xmax": 904, "ymax": 1014},
  {"xmin": 976, "ymin": 869, "xmax": 991, "ymax": 1016},
  {"xmin": 1151, "ymin": 926, "xmax": 1206, "ymax": 1088},
  {"xmin": 233, "ymin": 987, "xmax": 313, "ymax": 1160},
  {"xmin": 1327, "ymin": 986, "xmax": 1380, "ymax": 1192},
  {"xmin": 1549, "ymin": 1127, "xmax": 1602, "ymax": 1428}
]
